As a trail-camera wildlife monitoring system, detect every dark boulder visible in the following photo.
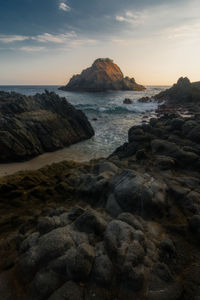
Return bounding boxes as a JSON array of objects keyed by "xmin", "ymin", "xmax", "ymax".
[
  {"xmin": 123, "ymin": 98, "xmax": 133, "ymax": 104},
  {"xmin": 0, "ymin": 91, "xmax": 94, "ymax": 162}
]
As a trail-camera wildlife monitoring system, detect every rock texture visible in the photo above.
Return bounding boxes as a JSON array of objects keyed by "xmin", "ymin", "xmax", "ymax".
[
  {"xmin": 0, "ymin": 112, "xmax": 200, "ymax": 299},
  {"xmin": 60, "ymin": 58, "xmax": 145, "ymax": 92},
  {"xmin": 0, "ymin": 91, "xmax": 94, "ymax": 162}
]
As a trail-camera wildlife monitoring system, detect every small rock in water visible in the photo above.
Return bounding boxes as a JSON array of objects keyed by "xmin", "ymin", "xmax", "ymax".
[{"xmin": 123, "ymin": 98, "xmax": 133, "ymax": 104}]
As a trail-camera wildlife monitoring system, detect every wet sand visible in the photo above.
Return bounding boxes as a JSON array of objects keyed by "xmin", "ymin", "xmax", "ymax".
[{"xmin": 0, "ymin": 139, "xmax": 105, "ymax": 177}]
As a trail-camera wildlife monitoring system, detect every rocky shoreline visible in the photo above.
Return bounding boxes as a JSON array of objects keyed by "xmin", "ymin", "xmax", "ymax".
[{"xmin": 0, "ymin": 109, "xmax": 200, "ymax": 299}]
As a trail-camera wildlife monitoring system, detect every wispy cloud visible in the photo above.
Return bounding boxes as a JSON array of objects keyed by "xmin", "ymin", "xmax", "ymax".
[
  {"xmin": 0, "ymin": 35, "xmax": 29, "ymax": 43},
  {"xmin": 33, "ymin": 32, "xmax": 76, "ymax": 43},
  {"xmin": 0, "ymin": 32, "xmax": 77, "ymax": 45},
  {"xmin": 166, "ymin": 21, "xmax": 200, "ymax": 40},
  {"xmin": 19, "ymin": 46, "xmax": 46, "ymax": 52},
  {"xmin": 69, "ymin": 39, "xmax": 97, "ymax": 47},
  {"xmin": 116, "ymin": 11, "xmax": 147, "ymax": 24},
  {"xmin": 59, "ymin": 2, "xmax": 71, "ymax": 12}
]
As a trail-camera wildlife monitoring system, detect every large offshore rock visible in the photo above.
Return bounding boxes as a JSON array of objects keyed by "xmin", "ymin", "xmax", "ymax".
[{"xmin": 60, "ymin": 58, "xmax": 145, "ymax": 92}]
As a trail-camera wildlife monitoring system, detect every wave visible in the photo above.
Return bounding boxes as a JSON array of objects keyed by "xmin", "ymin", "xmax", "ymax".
[{"xmin": 75, "ymin": 102, "xmax": 158, "ymax": 115}]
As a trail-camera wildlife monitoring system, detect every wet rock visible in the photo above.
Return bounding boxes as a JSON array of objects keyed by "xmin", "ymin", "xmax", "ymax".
[
  {"xmin": 123, "ymin": 98, "xmax": 133, "ymax": 104},
  {"xmin": 139, "ymin": 96, "xmax": 152, "ymax": 103}
]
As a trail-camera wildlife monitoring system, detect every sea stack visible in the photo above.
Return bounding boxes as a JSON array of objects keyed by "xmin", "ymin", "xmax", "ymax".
[{"xmin": 60, "ymin": 58, "xmax": 146, "ymax": 92}]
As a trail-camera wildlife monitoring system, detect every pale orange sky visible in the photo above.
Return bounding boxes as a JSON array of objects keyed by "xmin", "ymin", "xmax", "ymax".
[{"xmin": 0, "ymin": 0, "xmax": 200, "ymax": 86}]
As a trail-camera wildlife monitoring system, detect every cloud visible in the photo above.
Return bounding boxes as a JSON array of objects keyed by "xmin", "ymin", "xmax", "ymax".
[
  {"xmin": 116, "ymin": 11, "xmax": 146, "ymax": 24},
  {"xmin": 33, "ymin": 32, "xmax": 76, "ymax": 43},
  {"xmin": 69, "ymin": 39, "xmax": 97, "ymax": 47},
  {"xmin": 59, "ymin": 2, "xmax": 71, "ymax": 12},
  {"xmin": 0, "ymin": 32, "xmax": 77, "ymax": 45},
  {"xmin": 166, "ymin": 21, "xmax": 200, "ymax": 40},
  {"xmin": 19, "ymin": 46, "xmax": 46, "ymax": 52},
  {"xmin": 0, "ymin": 35, "xmax": 29, "ymax": 43}
]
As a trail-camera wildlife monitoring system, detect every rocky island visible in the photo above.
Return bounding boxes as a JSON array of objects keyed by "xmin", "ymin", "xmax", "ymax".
[
  {"xmin": 60, "ymin": 58, "xmax": 146, "ymax": 92},
  {"xmin": 0, "ymin": 91, "xmax": 94, "ymax": 162}
]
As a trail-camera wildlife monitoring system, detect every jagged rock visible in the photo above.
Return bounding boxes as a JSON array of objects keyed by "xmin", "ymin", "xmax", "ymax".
[
  {"xmin": 0, "ymin": 91, "xmax": 94, "ymax": 162},
  {"xmin": 60, "ymin": 58, "xmax": 145, "ymax": 92}
]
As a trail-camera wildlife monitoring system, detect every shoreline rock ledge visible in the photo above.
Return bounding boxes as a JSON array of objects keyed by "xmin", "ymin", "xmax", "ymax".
[
  {"xmin": 0, "ymin": 91, "xmax": 94, "ymax": 162},
  {"xmin": 59, "ymin": 58, "xmax": 146, "ymax": 92}
]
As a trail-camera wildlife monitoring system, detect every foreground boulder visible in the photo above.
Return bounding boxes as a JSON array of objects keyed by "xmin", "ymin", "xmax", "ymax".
[
  {"xmin": 60, "ymin": 58, "xmax": 145, "ymax": 92},
  {"xmin": 0, "ymin": 91, "xmax": 94, "ymax": 162}
]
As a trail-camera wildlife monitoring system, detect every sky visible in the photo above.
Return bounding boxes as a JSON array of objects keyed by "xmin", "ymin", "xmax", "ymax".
[{"xmin": 0, "ymin": 0, "xmax": 200, "ymax": 85}]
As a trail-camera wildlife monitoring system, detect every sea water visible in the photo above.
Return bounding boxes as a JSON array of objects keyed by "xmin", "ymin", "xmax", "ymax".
[{"xmin": 0, "ymin": 85, "xmax": 167, "ymax": 176}]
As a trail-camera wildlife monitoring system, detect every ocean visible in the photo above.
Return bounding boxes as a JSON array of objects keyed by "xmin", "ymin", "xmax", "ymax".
[{"xmin": 0, "ymin": 85, "xmax": 167, "ymax": 176}]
